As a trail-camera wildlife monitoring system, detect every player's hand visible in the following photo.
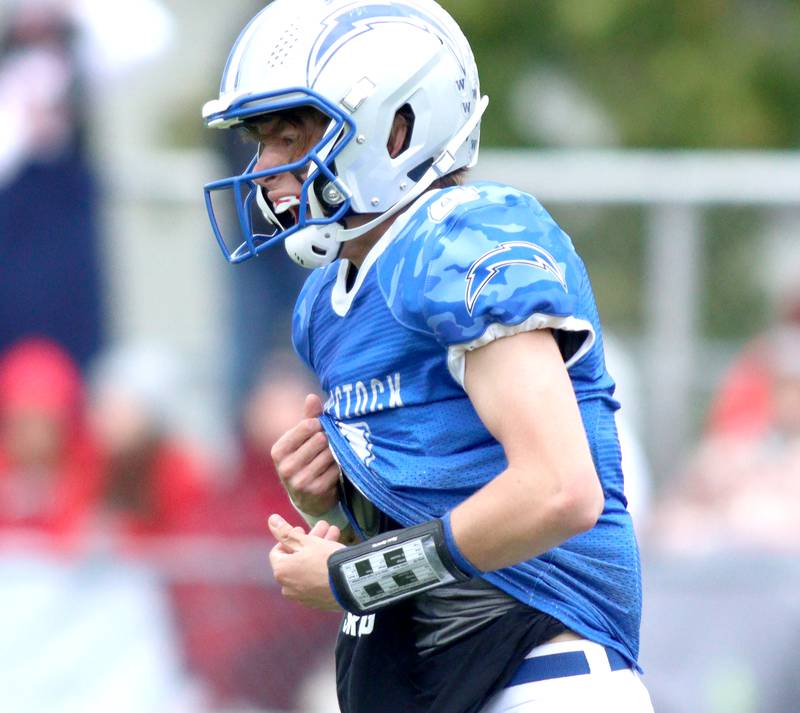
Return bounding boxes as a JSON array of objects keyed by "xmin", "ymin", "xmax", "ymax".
[
  {"xmin": 270, "ymin": 394, "xmax": 340, "ymax": 516},
  {"xmin": 268, "ymin": 514, "xmax": 345, "ymax": 610}
]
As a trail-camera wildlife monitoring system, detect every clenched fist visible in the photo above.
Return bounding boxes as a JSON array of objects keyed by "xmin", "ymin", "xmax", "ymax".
[{"xmin": 270, "ymin": 393, "xmax": 340, "ymax": 516}]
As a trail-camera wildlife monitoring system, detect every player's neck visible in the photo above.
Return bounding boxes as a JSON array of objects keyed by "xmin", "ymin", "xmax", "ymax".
[{"xmin": 340, "ymin": 212, "xmax": 401, "ymax": 268}]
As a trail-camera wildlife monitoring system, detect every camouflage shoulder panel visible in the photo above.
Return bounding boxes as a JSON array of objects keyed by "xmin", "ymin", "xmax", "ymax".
[{"xmin": 376, "ymin": 182, "xmax": 582, "ymax": 344}]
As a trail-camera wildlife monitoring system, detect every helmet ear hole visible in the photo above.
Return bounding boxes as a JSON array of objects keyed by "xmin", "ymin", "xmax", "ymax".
[{"xmin": 393, "ymin": 104, "xmax": 415, "ymax": 157}]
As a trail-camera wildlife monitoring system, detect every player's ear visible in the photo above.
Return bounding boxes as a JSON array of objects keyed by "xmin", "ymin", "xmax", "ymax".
[{"xmin": 387, "ymin": 110, "xmax": 410, "ymax": 159}]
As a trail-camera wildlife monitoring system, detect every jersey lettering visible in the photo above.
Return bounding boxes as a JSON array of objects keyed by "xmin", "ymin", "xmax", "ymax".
[
  {"xmin": 326, "ymin": 372, "xmax": 403, "ymax": 418},
  {"xmin": 342, "ymin": 612, "xmax": 376, "ymax": 638}
]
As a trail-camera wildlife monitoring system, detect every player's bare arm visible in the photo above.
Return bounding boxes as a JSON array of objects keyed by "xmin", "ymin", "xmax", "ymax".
[
  {"xmin": 452, "ymin": 328, "xmax": 604, "ymax": 571},
  {"xmin": 267, "ymin": 328, "xmax": 603, "ymax": 610}
]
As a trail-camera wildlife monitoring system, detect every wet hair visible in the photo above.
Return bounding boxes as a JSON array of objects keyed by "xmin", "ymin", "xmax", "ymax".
[{"xmin": 432, "ymin": 168, "xmax": 468, "ymax": 189}]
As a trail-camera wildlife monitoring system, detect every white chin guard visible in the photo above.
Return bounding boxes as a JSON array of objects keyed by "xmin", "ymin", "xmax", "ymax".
[{"xmin": 284, "ymin": 225, "xmax": 341, "ymax": 269}]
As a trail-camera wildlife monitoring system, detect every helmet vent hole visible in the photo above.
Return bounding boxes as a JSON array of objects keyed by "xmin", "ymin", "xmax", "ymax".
[{"xmin": 267, "ymin": 23, "xmax": 300, "ymax": 68}]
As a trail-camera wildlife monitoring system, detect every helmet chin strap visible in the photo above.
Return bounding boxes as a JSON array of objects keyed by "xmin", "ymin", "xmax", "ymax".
[{"xmin": 333, "ymin": 94, "xmax": 490, "ymax": 244}]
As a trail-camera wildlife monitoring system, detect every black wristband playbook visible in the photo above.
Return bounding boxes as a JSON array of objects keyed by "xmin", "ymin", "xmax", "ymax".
[{"xmin": 328, "ymin": 519, "xmax": 472, "ymax": 614}]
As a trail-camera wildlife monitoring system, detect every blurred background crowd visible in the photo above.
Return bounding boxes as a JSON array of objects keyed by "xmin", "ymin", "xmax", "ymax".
[{"xmin": 0, "ymin": 1, "xmax": 798, "ymax": 712}]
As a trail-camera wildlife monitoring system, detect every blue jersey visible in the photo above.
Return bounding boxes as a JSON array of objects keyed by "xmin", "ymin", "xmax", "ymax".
[{"xmin": 292, "ymin": 181, "xmax": 642, "ymax": 665}]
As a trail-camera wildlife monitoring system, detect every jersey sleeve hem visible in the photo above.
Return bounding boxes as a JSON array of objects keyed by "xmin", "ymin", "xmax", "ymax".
[{"xmin": 446, "ymin": 314, "xmax": 596, "ymax": 387}]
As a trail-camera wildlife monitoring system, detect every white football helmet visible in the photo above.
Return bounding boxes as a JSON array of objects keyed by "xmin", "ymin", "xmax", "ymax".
[{"xmin": 202, "ymin": 0, "xmax": 488, "ymax": 268}]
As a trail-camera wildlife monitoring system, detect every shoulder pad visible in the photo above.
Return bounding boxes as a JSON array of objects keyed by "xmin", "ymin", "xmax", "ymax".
[{"xmin": 377, "ymin": 182, "xmax": 584, "ymax": 346}]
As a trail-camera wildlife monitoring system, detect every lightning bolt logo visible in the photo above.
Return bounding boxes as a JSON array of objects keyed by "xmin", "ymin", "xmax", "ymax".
[
  {"xmin": 308, "ymin": 2, "xmax": 462, "ymax": 84},
  {"xmin": 465, "ymin": 242, "xmax": 567, "ymax": 315}
]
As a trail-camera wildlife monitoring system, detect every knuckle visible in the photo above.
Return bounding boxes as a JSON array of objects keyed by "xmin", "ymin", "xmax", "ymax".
[
  {"xmin": 310, "ymin": 453, "xmax": 330, "ymax": 475},
  {"xmin": 288, "ymin": 472, "xmax": 309, "ymax": 492},
  {"xmin": 307, "ymin": 479, "xmax": 327, "ymax": 497},
  {"xmin": 309, "ymin": 478, "xmax": 333, "ymax": 496},
  {"xmin": 276, "ymin": 463, "xmax": 293, "ymax": 483},
  {"xmin": 306, "ymin": 481, "xmax": 322, "ymax": 497},
  {"xmin": 320, "ymin": 449, "xmax": 335, "ymax": 466},
  {"xmin": 322, "ymin": 473, "xmax": 339, "ymax": 489},
  {"xmin": 281, "ymin": 454, "xmax": 302, "ymax": 478}
]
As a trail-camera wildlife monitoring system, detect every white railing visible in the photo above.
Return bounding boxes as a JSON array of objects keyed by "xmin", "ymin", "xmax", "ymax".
[{"xmin": 104, "ymin": 149, "xmax": 800, "ymax": 479}]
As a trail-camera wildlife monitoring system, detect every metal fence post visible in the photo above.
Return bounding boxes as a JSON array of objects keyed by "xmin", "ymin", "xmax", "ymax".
[{"xmin": 644, "ymin": 203, "xmax": 703, "ymax": 481}]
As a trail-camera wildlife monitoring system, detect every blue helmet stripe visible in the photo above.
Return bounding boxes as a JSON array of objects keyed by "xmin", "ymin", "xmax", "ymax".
[{"xmin": 307, "ymin": 2, "xmax": 458, "ymax": 84}]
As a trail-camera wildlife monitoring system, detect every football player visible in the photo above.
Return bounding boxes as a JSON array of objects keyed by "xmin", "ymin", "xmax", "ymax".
[{"xmin": 202, "ymin": 1, "xmax": 654, "ymax": 712}]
